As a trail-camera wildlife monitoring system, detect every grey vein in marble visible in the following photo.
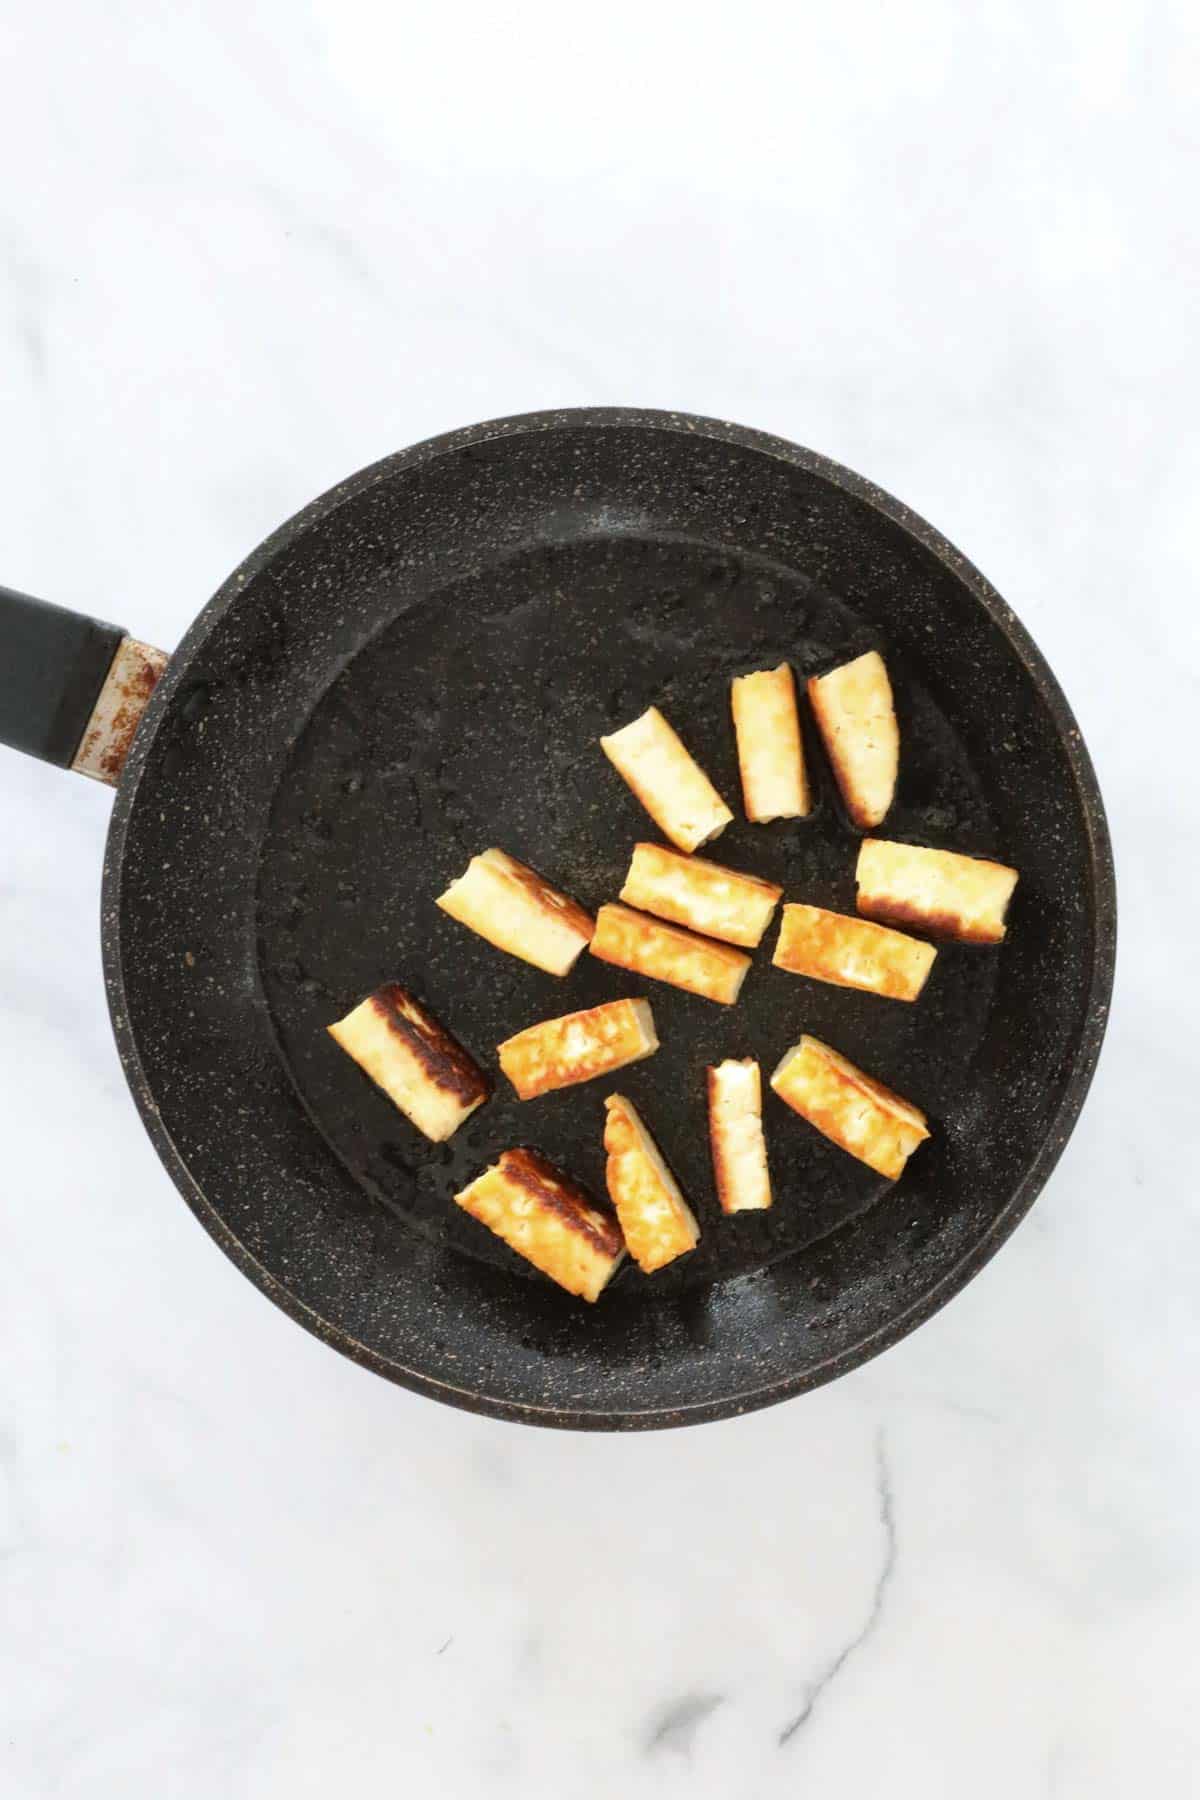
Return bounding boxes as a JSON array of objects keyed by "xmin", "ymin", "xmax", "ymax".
[
  {"xmin": 778, "ymin": 1429, "xmax": 896, "ymax": 1746},
  {"xmin": 0, "ymin": 1423, "xmax": 34, "ymax": 1560},
  {"xmin": 0, "ymin": 227, "xmax": 49, "ymax": 383},
  {"xmin": 1045, "ymin": 1738, "xmax": 1067, "ymax": 1793},
  {"xmin": 644, "ymin": 1692, "xmax": 724, "ymax": 1758}
]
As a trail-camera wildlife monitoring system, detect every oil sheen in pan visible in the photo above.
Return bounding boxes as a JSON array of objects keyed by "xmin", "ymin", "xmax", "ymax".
[{"xmin": 255, "ymin": 532, "xmax": 999, "ymax": 1299}]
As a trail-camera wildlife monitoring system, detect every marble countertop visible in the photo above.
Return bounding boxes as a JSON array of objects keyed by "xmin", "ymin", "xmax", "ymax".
[{"xmin": 3, "ymin": 4, "xmax": 1197, "ymax": 1795}]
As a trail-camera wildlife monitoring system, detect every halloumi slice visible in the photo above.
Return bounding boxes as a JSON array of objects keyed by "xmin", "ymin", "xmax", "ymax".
[
  {"xmin": 498, "ymin": 997, "xmax": 658, "ymax": 1100},
  {"xmin": 731, "ymin": 663, "xmax": 810, "ymax": 821},
  {"xmin": 455, "ymin": 1149, "xmax": 625, "ymax": 1301},
  {"xmin": 590, "ymin": 903, "xmax": 751, "ymax": 1006},
  {"xmin": 600, "ymin": 706, "xmax": 733, "ymax": 853},
  {"xmin": 770, "ymin": 1036, "xmax": 929, "ymax": 1180},
  {"xmin": 773, "ymin": 902, "xmax": 937, "ymax": 1002},
  {"xmin": 436, "ymin": 847, "xmax": 594, "ymax": 975},
  {"xmin": 807, "ymin": 650, "xmax": 898, "ymax": 828},
  {"xmin": 327, "ymin": 984, "xmax": 490, "ymax": 1142},
  {"xmin": 620, "ymin": 842, "xmax": 782, "ymax": 948},
  {"xmin": 856, "ymin": 838, "xmax": 1019, "ymax": 944},
  {"xmin": 707, "ymin": 1058, "xmax": 772, "ymax": 1212},
  {"xmin": 603, "ymin": 1095, "xmax": 700, "ymax": 1273}
]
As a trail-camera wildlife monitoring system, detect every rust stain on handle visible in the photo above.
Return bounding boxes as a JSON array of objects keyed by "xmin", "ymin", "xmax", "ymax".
[{"xmin": 72, "ymin": 637, "xmax": 169, "ymax": 786}]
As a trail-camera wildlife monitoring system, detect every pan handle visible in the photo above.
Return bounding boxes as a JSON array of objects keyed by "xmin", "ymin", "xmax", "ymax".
[{"xmin": 0, "ymin": 585, "xmax": 167, "ymax": 786}]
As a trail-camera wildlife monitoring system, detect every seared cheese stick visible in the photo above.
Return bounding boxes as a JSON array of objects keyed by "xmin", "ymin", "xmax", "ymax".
[
  {"xmin": 327, "ymin": 985, "xmax": 489, "ymax": 1142},
  {"xmin": 603, "ymin": 1095, "xmax": 700, "ymax": 1273},
  {"xmin": 437, "ymin": 847, "xmax": 594, "ymax": 975},
  {"xmin": 731, "ymin": 663, "xmax": 810, "ymax": 821},
  {"xmin": 807, "ymin": 651, "xmax": 898, "ymax": 828},
  {"xmin": 498, "ymin": 998, "xmax": 658, "ymax": 1100},
  {"xmin": 856, "ymin": 838, "xmax": 1018, "ymax": 945},
  {"xmin": 707, "ymin": 1059, "xmax": 772, "ymax": 1213},
  {"xmin": 590, "ymin": 903, "xmax": 751, "ymax": 1006},
  {"xmin": 455, "ymin": 1149, "xmax": 625, "ymax": 1302},
  {"xmin": 620, "ymin": 842, "xmax": 782, "ymax": 948},
  {"xmin": 773, "ymin": 903, "xmax": 937, "ymax": 1002},
  {"xmin": 600, "ymin": 706, "xmax": 733, "ymax": 852},
  {"xmin": 770, "ymin": 1036, "xmax": 929, "ymax": 1180}
]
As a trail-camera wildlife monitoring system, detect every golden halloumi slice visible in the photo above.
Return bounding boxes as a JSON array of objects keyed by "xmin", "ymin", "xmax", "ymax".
[
  {"xmin": 498, "ymin": 997, "xmax": 658, "ymax": 1100},
  {"xmin": 600, "ymin": 705, "xmax": 733, "ymax": 853},
  {"xmin": 856, "ymin": 838, "xmax": 1019, "ymax": 944},
  {"xmin": 590, "ymin": 903, "xmax": 751, "ymax": 1006},
  {"xmin": 730, "ymin": 663, "xmax": 810, "ymax": 821},
  {"xmin": 807, "ymin": 650, "xmax": 898, "ymax": 828},
  {"xmin": 603, "ymin": 1095, "xmax": 700, "ymax": 1273},
  {"xmin": 455, "ymin": 1149, "xmax": 625, "ymax": 1301},
  {"xmin": 620, "ymin": 842, "xmax": 782, "ymax": 948},
  {"xmin": 772, "ymin": 902, "xmax": 937, "ymax": 1002},
  {"xmin": 436, "ymin": 847, "xmax": 594, "ymax": 975},
  {"xmin": 770, "ymin": 1036, "xmax": 929, "ymax": 1180},
  {"xmin": 707, "ymin": 1058, "xmax": 772, "ymax": 1212},
  {"xmin": 327, "ymin": 984, "xmax": 490, "ymax": 1142}
]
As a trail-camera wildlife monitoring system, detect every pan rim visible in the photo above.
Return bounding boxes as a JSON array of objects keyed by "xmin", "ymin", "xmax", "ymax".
[{"xmin": 101, "ymin": 407, "xmax": 1117, "ymax": 1430}]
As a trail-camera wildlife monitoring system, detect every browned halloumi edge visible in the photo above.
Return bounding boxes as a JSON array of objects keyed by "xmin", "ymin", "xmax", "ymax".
[
  {"xmin": 772, "ymin": 902, "xmax": 937, "ymax": 1002},
  {"xmin": 590, "ymin": 903, "xmax": 751, "ymax": 1006},
  {"xmin": 707, "ymin": 1058, "xmax": 772, "ymax": 1212},
  {"xmin": 599, "ymin": 705, "xmax": 733, "ymax": 853},
  {"xmin": 619, "ymin": 842, "xmax": 782, "ymax": 949},
  {"xmin": 807, "ymin": 650, "xmax": 898, "ymax": 829},
  {"xmin": 770, "ymin": 1035, "xmax": 929, "ymax": 1180},
  {"xmin": 603, "ymin": 1095, "xmax": 700, "ymax": 1273},
  {"xmin": 327, "ymin": 984, "xmax": 490, "ymax": 1142},
  {"xmin": 498, "ymin": 998, "xmax": 659, "ymax": 1100},
  {"xmin": 436, "ymin": 847, "xmax": 594, "ymax": 975},
  {"xmin": 856, "ymin": 838, "xmax": 1019, "ymax": 945},
  {"xmin": 455, "ymin": 1148, "xmax": 626, "ymax": 1302},
  {"xmin": 730, "ymin": 663, "xmax": 811, "ymax": 821}
]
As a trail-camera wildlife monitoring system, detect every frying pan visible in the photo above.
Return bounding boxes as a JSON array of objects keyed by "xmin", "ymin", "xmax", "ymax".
[{"xmin": 0, "ymin": 408, "xmax": 1115, "ymax": 1430}]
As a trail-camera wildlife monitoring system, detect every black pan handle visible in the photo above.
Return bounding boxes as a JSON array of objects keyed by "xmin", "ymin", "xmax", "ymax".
[{"xmin": 0, "ymin": 585, "xmax": 166, "ymax": 785}]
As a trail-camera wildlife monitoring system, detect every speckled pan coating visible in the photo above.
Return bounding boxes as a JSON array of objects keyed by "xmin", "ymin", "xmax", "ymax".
[{"xmin": 100, "ymin": 408, "xmax": 1116, "ymax": 1431}]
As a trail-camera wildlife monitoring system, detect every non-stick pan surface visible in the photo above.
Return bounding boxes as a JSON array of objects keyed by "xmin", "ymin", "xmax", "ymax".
[{"xmin": 103, "ymin": 409, "xmax": 1115, "ymax": 1429}]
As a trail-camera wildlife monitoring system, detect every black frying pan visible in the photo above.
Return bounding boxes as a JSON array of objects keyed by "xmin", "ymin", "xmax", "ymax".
[{"xmin": 0, "ymin": 409, "xmax": 1115, "ymax": 1429}]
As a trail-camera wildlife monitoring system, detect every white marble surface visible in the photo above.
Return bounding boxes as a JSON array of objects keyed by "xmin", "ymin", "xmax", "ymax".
[{"xmin": 3, "ymin": 4, "xmax": 1198, "ymax": 1794}]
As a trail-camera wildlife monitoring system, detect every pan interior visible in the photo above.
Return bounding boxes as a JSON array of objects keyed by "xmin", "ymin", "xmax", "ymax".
[{"xmin": 256, "ymin": 532, "xmax": 999, "ymax": 1304}]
